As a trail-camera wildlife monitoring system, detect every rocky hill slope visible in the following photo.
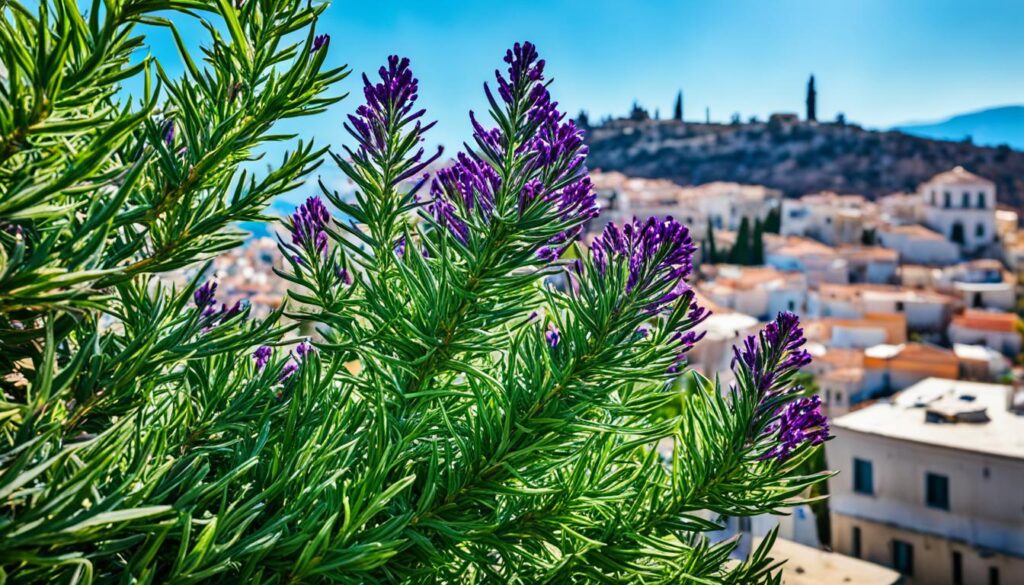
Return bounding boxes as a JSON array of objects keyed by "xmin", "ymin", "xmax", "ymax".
[{"xmin": 583, "ymin": 118, "xmax": 1024, "ymax": 210}]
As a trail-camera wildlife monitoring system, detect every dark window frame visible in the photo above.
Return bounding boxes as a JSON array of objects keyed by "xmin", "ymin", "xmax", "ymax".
[
  {"xmin": 926, "ymin": 472, "xmax": 950, "ymax": 511},
  {"xmin": 853, "ymin": 458, "xmax": 874, "ymax": 495}
]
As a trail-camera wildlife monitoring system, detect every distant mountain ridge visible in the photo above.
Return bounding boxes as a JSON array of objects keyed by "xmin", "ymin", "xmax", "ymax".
[
  {"xmin": 583, "ymin": 116, "xmax": 1024, "ymax": 211},
  {"xmin": 895, "ymin": 105, "xmax": 1024, "ymax": 150}
]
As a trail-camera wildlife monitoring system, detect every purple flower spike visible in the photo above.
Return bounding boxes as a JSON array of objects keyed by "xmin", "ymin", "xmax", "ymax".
[
  {"xmin": 291, "ymin": 196, "xmax": 331, "ymax": 256},
  {"xmin": 218, "ymin": 300, "xmax": 243, "ymax": 323},
  {"xmin": 311, "ymin": 34, "xmax": 329, "ymax": 53},
  {"xmin": 344, "ymin": 56, "xmax": 442, "ymax": 183},
  {"xmin": 762, "ymin": 395, "xmax": 829, "ymax": 461},
  {"xmin": 494, "ymin": 41, "xmax": 545, "ymax": 104},
  {"xmin": 253, "ymin": 346, "xmax": 272, "ymax": 371},
  {"xmin": 727, "ymin": 311, "xmax": 823, "ymax": 461},
  {"xmin": 546, "ymin": 323, "xmax": 560, "ymax": 348},
  {"xmin": 194, "ymin": 281, "xmax": 218, "ymax": 315},
  {"xmin": 588, "ymin": 217, "xmax": 697, "ymax": 313},
  {"xmin": 296, "ymin": 341, "xmax": 314, "ymax": 359},
  {"xmin": 731, "ymin": 311, "xmax": 811, "ymax": 396}
]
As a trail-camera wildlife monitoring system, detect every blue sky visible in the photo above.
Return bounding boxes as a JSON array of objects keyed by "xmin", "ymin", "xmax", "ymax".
[{"xmin": 145, "ymin": 0, "xmax": 1024, "ymax": 200}]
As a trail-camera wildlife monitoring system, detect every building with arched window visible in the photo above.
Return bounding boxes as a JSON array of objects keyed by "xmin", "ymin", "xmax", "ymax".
[{"xmin": 920, "ymin": 167, "xmax": 996, "ymax": 254}]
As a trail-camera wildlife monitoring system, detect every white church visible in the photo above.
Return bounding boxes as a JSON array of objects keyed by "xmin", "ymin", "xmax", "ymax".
[{"xmin": 919, "ymin": 166, "xmax": 997, "ymax": 254}]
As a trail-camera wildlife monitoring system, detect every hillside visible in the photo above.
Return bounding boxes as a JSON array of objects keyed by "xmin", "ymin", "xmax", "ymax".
[
  {"xmin": 896, "ymin": 105, "xmax": 1024, "ymax": 150},
  {"xmin": 583, "ymin": 118, "xmax": 1024, "ymax": 210}
]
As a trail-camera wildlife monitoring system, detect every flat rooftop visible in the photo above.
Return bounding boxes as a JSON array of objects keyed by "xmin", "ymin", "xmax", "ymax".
[
  {"xmin": 833, "ymin": 377, "xmax": 1024, "ymax": 460},
  {"xmin": 752, "ymin": 537, "xmax": 900, "ymax": 585}
]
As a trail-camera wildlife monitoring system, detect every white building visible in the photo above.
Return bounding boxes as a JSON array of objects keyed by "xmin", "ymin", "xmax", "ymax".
[
  {"xmin": 810, "ymin": 284, "xmax": 958, "ymax": 333},
  {"xmin": 765, "ymin": 236, "xmax": 849, "ymax": 286},
  {"xmin": 920, "ymin": 166, "xmax": 997, "ymax": 254},
  {"xmin": 877, "ymin": 224, "xmax": 960, "ymax": 265},
  {"xmin": 829, "ymin": 378, "xmax": 1024, "ymax": 584},
  {"xmin": 936, "ymin": 260, "xmax": 1017, "ymax": 312},
  {"xmin": 588, "ymin": 172, "xmax": 782, "ymax": 242},
  {"xmin": 781, "ymin": 192, "xmax": 875, "ymax": 246},
  {"xmin": 948, "ymin": 310, "xmax": 1023, "ymax": 358},
  {"xmin": 700, "ymin": 265, "xmax": 807, "ymax": 320},
  {"xmin": 837, "ymin": 246, "xmax": 899, "ymax": 284}
]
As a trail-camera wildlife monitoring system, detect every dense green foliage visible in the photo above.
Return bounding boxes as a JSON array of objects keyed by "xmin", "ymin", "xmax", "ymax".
[{"xmin": 0, "ymin": 1, "xmax": 829, "ymax": 583}]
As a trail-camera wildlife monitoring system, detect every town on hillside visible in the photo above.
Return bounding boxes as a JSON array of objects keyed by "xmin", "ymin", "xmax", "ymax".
[{"xmin": 588, "ymin": 161, "xmax": 1024, "ymax": 585}]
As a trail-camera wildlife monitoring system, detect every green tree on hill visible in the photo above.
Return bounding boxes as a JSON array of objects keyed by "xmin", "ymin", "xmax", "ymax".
[
  {"xmin": 753, "ymin": 218, "xmax": 766, "ymax": 265},
  {"xmin": 730, "ymin": 216, "xmax": 752, "ymax": 265}
]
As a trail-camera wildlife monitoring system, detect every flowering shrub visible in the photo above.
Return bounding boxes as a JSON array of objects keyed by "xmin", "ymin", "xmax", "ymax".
[{"xmin": 0, "ymin": 0, "xmax": 828, "ymax": 580}]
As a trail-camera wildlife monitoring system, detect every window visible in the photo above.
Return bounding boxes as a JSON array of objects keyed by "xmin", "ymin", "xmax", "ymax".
[
  {"xmin": 944, "ymin": 191, "xmax": 952, "ymax": 208},
  {"xmin": 926, "ymin": 472, "xmax": 950, "ymax": 510},
  {"xmin": 962, "ymin": 192, "xmax": 970, "ymax": 208},
  {"xmin": 852, "ymin": 526, "xmax": 862, "ymax": 558},
  {"xmin": 976, "ymin": 223, "xmax": 985, "ymax": 238},
  {"xmin": 836, "ymin": 391, "xmax": 843, "ymax": 405},
  {"xmin": 990, "ymin": 566, "xmax": 1000, "ymax": 585},
  {"xmin": 892, "ymin": 540, "xmax": 914, "ymax": 576},
  {"xmin": 895, "ymin": 301, "xmax": 905, "ymax": 312},
  {"xmin": 953, "ymin": 551, "xmax": 963, "ymax": 585},
  {"xmin": 853, "ymin": 458, "xmax": 874, "ymax": 495},
  {"xmin": 977, "ymin": 191, "xmax": 986, "ymax": 208}
]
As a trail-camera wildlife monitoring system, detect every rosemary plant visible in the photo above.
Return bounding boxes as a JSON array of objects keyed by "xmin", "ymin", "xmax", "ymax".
[{"xmin": 0, "ymin": 0, "xmax": 829, "ymax": 579}]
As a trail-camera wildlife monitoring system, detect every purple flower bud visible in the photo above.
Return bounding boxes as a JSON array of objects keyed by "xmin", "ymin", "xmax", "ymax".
[
  {"xmin": 194, "ymin": 281, "xmax": 218, "ymax": 312},
  {"xmin": 494, "ymin": 41, "xmax": 545, "ymax": 105},
  {"xmin": 162, "ymin": 119, "xmax": 175, "ymax": 147},
  {"xmin": 545, "ymin": 323, "xmax": 560, "ymax": 348},
  {"xmin": 296, "ymin": 341, "xmax": 314, "ymax": 359},
  {"xmin": 253, "ymin": 345, "xmax": 272, "ymax": 371},
  {"xmin": 278, "ymin": 361, "xmax": 299, "ymax": 383},
  {"xmin": 761, "ymin": 395, "xmax": 829, "ymax": 461},
  {"xmin": 218, "ymin": 300, "xmax": 243, "ymax": 323},
  {"xmin": 291, "ymin": 196, "xmax": 331, "ymax": 256},
  {"xmin": 667, "ymin": 330, "xmax": 706, "ymax": 374},
  {"xmin": 311, "ymin": 34, "xmax": 329, "ymax": 53},
  {"xmin": 335, "ymin": 265, "xmax": 352, "ymax": 285}
]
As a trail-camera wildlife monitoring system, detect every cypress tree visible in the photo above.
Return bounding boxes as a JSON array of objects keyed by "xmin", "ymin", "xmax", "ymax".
[
  {"xmin": 764, "ymin": 206, "xmax": 782, "ymax": 234},
  {"xmin": 705, "ymin": 217, "xmax": 718, "ymax": 263},
  {"xmin": 673, "ymin": 90, "xmax": 684, "ymax": 121},
  {"xmin": 731, "ymin": 216, "xmax": 752, "ymax": 265},
  {"xmin": 753, "ymin": 218, "xmax": 766, "ymax": 265}
]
